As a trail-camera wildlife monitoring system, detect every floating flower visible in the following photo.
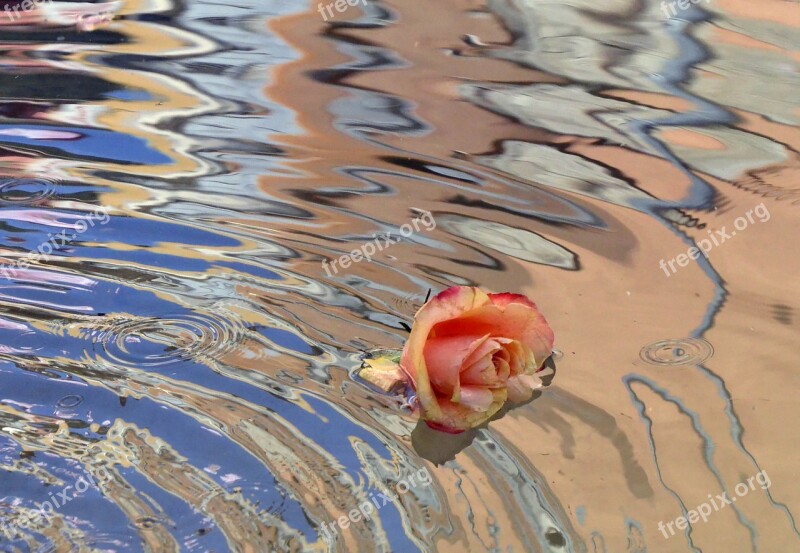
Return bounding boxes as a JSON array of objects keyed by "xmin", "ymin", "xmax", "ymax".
[{"xmin": 360, "ymin": 286, "xmax": 555, "ymax": 433}]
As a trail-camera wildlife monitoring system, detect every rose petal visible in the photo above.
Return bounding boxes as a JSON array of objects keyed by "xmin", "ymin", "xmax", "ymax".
[
  {"xmin": 400, "ymin": 286, "xmax": 492, "ymax": 421},
  {"xmin": 462, "ymin": 337, "xmax": 503, "ymax": 370},
  {"xmin": 460, "ymin": 354, "xmax": 493, "ymax": 384},
  {"xmin": 507, "ymin": 373, "xmax": 543, "ymax": 403},
  {"xmin": 487, "ymin": 292, "xmax": 540, "ymax": 310},
  {"xmin": 423, "ymin": 334, "xmax": 490, "ymax": 397},
  {"xmin": 427, "ymin": 387, "xmax": 508, "ymax": 431},
  {"xmin": 457, "ymin": 386, "xmax": 495, "ymax": 410},
  {"xmin": 432, "ymin": 302, "xmax": 553, "ymax": 369},
  {"xmin": 494, "ymin": 356, "xmax": 511, "ymax": 383},
  {"xmin": 461, "ymin": 353, "xmax": 509, "ymax": 387},
  {"xmin": 503, "ymin": 340, "xmax": 527, "ymax": 376}
]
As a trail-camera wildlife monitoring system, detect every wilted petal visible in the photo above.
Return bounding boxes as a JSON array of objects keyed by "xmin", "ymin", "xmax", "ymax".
[{"xmin": 358, "ymin": 350, "xmax": 406, "ymax": 392}]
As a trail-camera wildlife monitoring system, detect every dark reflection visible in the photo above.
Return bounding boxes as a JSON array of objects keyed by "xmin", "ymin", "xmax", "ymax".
[{"xmin": 411, "ymin": 421, "xmax": 480, "ymax": 466}]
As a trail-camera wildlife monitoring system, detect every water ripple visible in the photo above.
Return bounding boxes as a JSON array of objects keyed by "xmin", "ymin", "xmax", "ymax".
[
  {"xmin": 0, "ymin": 177, "xmax": 58, "ymax": 205},
  {"xmin": 639, "ymin": 338, "xmax": 714, "ymax": 367},
  {"xmin": 70, "ymin": 310, "xmax": 250, "ymax": 369}
]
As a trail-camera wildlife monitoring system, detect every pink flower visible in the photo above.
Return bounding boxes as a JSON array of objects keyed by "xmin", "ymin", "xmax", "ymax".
[{"xmin": 400, "ymin": 286, "xmax": 554, "ymax": 433}]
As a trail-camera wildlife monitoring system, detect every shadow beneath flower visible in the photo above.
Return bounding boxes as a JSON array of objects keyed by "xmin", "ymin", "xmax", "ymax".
[
  {"xmin": 411, "ymin": 422, "xmax": 479, "ymax": 465},
  {"xmin": 412, "ymin": 357, "xmax": 557, "ymax": 464}
]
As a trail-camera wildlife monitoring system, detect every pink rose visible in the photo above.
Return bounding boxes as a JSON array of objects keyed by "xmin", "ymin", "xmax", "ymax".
[{"xmin": 400, "ymin": 286, "xmax": 554, "ymax": 433}]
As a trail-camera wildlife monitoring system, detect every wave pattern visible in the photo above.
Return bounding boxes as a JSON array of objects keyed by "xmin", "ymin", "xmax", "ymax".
[{"xmin": 0, "ymin": 0, "xmax": 797, "ymax": 551}]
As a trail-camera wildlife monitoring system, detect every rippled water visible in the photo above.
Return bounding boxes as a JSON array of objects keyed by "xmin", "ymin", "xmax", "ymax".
[{"xmin": 0, "ymin": 0, "xmax": 798, "ymax": 551}]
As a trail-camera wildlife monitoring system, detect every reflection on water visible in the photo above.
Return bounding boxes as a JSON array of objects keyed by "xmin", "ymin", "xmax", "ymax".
[{"xmin": 0, "ymin": 0, "xmax": 798, "ymax": 551}]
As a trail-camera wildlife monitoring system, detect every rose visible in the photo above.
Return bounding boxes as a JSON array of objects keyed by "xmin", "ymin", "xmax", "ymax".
[{"xmin": 400, "ymin": 286, "xmax": 554, "ymax": 433}]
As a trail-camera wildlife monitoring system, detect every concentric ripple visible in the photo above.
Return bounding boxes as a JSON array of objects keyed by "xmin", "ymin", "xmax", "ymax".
[
  {"xmin": 71, "ymin": 310, "xmax": 249, "ymax": 368},
  {"xmin": 639, "ymin": 338, "xmax": 714, "ymax": 366},
  {"xmin": 56, "ymin": 394, "xmax": 84, "ymax": 408},
  {"xmin": 0, "ymin": 176, "xmax": 59, "ymax": 204}
]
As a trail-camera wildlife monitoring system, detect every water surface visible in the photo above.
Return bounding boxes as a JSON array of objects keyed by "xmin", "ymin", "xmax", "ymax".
[{"xmin": 0, "ymin": 0, "xmax": 798, "ymax": 551}]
